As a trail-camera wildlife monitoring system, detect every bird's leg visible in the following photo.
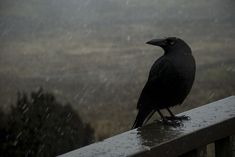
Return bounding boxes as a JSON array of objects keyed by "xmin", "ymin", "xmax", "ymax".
[
  {"xmin": 165, "ymin": 108, "xmax": 190, "ymax": 121},
  {"xmin": 143, "ymin": 110, "xmax": 156, "ymax": 125},
  {"xmin": 156, "ymin": 110, "xmax": 181, "ymax": 126},
  {"xmin": 156, "ymin": 109, "xmax": 166, "ymax": 121}
]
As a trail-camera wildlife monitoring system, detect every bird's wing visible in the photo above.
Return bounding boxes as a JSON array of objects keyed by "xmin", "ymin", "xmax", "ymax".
[{"xmin": 137, "ymin": 59, "xmax": 178, "ymax": 109}]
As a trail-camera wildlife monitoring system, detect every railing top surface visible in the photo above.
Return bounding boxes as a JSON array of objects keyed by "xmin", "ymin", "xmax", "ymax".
[{"xmin": 58, "ymin": 96, "xmax": 235, "ymax": 157}]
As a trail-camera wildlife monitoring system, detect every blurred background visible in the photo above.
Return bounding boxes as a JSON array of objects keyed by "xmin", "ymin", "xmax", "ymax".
[{"xmin": 0, "ymin": 0, "xmax": 235, "ymax": 155}]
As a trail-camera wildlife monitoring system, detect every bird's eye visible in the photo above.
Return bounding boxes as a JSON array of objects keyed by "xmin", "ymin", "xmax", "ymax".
[{"xmin": 167, "ymin": 39, "xmax": 175, "ymax": 46}]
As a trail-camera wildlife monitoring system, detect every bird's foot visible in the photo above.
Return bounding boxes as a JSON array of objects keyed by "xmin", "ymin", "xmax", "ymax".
[
  {"xmin": 165, "ymin": 115, "xmax": 190, "ymax": 121},
  {"xmin": 157, "ymin": 119, "xmax": 182, "ymax": 127}
]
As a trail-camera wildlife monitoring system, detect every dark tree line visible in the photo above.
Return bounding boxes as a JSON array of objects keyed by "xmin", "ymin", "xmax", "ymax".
[{"xmin": 0, "ymin": 88, "xmax": 94, "ymax": 157}]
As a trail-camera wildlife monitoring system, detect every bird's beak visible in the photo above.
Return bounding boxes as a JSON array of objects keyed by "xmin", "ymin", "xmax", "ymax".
[{"xmin": 146, "ymin": 38, "xmax": 166, "ymax": 47}]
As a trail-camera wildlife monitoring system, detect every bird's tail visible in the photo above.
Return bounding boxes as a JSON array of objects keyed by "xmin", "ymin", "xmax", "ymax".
[{"xmin": 132, "ymin": 108, "xmax": 153, "ymax": 129}]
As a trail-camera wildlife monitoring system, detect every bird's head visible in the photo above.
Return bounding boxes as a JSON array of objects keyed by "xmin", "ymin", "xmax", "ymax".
[{"xmin": 146, "ymin": 37, "xmax": 191, "ymax": 54}]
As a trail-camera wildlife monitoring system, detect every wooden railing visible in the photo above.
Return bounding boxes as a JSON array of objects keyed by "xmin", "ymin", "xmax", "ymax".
[{"xmin": 58, "ymin": 96, "xmax": 235, "ymax": 157}]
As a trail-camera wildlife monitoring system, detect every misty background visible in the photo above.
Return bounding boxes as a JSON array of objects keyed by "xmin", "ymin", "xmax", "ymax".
[{"xmin": 0, "ymin": 0, "xmax": 235, "ymax": 140}]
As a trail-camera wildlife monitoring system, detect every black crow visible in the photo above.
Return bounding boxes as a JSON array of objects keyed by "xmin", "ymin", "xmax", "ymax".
[{"xmin": 132, "ymin": 37, "xmax": 196, "ymax": 129}]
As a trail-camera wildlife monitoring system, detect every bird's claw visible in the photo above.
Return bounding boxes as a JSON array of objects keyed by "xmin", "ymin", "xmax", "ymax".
[
  {"xmin": 156, "ymin": 119, "xmax": 183, "ymax": 127},
  {"xmin": 165, "ymin": 115, "xmax": 190, "ymax": 121}
]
